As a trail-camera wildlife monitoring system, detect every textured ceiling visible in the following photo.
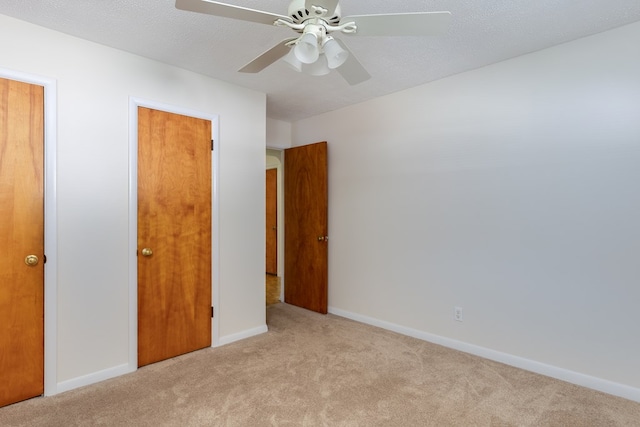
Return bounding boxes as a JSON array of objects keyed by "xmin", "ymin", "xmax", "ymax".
[{"xmin": 1, "ymin": 0, "xmax": 640, "ymax": 122}]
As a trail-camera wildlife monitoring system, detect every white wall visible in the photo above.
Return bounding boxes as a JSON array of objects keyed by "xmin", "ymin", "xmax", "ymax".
[
  {"xmin": 1, "ymin": 14, "xmax": 266, "ymax": 389},
  {"xmin": 266, "ymin": 118, "xmax": 292, "ymax": 149},
  {"xmin": 292, "ymin": 21, "xmax": 640, "ymax": 400}
]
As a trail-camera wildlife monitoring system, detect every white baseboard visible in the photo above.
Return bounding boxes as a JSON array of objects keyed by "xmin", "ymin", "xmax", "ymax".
[
  {"xmin": 52, "ymin": 325, "xmax": 269, "ymax": 395},
  {"xmin": 217, "ymin": 324, "xmax": 269, "ymax": 347},
  {"xmin": 328, "ymin": 306, "xmax": 640, "ymax": 403},
  {"xmin": 56, "ymin": 363, "xmax": 136, "ymax": 395}
]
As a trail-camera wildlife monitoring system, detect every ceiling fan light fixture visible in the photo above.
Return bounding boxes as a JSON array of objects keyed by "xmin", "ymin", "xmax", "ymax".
[
  {"xmin": 177, "ymin": 0, "xmax": 451, "ymax": 86},
  {"xmin": 283, "ymin": 48, "xmax": 302, "ymax": 72},
  {"xmin": 322, "ymin": 37, "xmax": 348, "ymax": 69},
  {"xmin": 294, "ymin": 33, "xmax": 320, "ymax": 64},
  {"xmin": 303, "ymin": 54, "xmax": 331, "ymax": 76}
]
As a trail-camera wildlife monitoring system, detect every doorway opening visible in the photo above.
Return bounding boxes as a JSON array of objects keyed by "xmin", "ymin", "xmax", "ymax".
[{"xmin": 266, "ymin": 149, "xmax": 284, "ymax": 305}]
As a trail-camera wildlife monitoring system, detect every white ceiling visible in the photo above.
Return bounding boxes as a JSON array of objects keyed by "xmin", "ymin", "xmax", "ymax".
[{"xmin": 2, "ymin": 0, "xmax": 640, "ymax": 122}]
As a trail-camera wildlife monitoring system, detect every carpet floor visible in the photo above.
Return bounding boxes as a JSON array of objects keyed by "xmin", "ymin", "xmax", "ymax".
[{"xmin": 1, "ymin": 303, "xmax": 638, "ymax": 426}]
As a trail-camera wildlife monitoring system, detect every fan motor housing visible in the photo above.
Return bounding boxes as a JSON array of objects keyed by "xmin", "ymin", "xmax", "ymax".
[{"xmin": 288, "ymin": 0, "xmax": 341, "ymax": 26}]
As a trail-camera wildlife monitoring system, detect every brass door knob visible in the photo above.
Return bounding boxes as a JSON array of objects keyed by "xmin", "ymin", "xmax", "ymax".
[
  {"xmin": 25, "ymin": 255, "xmax": 39, "ymax": 266},
  {"xmin": 141, "ymin": 248, "xmax": 153, "ymax": 257}
]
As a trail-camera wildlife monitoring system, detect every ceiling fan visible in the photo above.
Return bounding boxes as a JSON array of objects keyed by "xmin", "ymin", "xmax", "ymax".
[{"xmin": 175, "ymin": 0, "xmax": 452, "ymax": 85}]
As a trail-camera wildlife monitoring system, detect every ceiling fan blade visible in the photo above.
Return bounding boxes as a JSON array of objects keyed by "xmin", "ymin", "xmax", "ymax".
[
  {"xmin": 340, "ymin": 11, "xmax": 452, "ymax": 37},
  {"xmin": 334, "ymin": 40, "xmax": 371, "ymax": 86},
  {"xmin": 305, "ymin": 0, "xmax": 340, "ymax": 17},
  {"xmin": 175, "ymin": 0, "xmax": 290, "ymax": 26},
  {"xmin": 239, "ymin": 39, "xmax": 297, "ymax": 73}
]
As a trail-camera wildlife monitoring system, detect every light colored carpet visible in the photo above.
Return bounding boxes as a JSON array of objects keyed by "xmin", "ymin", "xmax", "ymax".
[{"xmin": 1, "ymin": 303, "xmax": 638, "ymax": 426}]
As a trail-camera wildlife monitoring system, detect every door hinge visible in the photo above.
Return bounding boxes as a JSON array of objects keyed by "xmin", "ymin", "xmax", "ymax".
[
  {"xmin": 211, "ymin": 139, "xmax": 214, "ymax": 151},
  {"xmin": 43, "ymin": 254, "xmax": 47, "ymax": 264},
  {"xmin": 211, "ymin": 306, "xmax": 214, "ymax": 318}
]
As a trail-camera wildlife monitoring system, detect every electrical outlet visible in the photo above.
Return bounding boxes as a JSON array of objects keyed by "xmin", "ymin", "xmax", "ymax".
[{"xmin": 454, "ymin": 306, "xmax": 463, "ymax": 322}]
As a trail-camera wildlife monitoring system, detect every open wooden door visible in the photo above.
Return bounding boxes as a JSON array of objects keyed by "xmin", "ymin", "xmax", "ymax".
[
  {"xmin": 137, "ymin": 107, "xmax": 212, "ymax": 367},
  {"xmin": 0, "ymin": 78, "xmax": 45, "ymax": 407},
  {"xmin": 284, "ymin": 141, "xmax": 328, "ymax": 314},
  {"xmin": 266, "ymin": 168, "xmax": 278, "ymax": 275}
]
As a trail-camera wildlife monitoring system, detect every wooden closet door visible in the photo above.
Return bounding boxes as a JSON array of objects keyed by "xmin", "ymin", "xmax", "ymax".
[
  {"xmin": 137, "ymin": 107, "xmax": 212, "ymax": 367},
  {"xmin": 0, "ymin": 77, "xmax": 45, "ymax": 407},
  {"xmin": 284, "ymin": 141, "xmax": 328, "ymax": 314}
]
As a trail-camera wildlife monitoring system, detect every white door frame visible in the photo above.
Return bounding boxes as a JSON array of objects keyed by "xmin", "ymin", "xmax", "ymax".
[
  {"xmin": 0, "ymin": 68, "xmax": 58, "ymax": 396},
  {"xmin": 128, "ymin": 98, "xmax": 220, "ymax": 370}
]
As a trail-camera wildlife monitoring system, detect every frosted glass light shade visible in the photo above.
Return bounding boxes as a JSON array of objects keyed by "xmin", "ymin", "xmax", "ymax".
[
  {"xmin": 304, "ymin": 54, "xmax": 330, "ymax": 76},
  {"xmin": 294, "ymin": 33, "xmax": 320, "ymax": 64},
  {"xmin": 283, "ymin": 48, "xmax": 302, "ymax": 72},
  {"xmin": 323, "ymin": 38, "xmax": 349, "ymax": 69}
]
